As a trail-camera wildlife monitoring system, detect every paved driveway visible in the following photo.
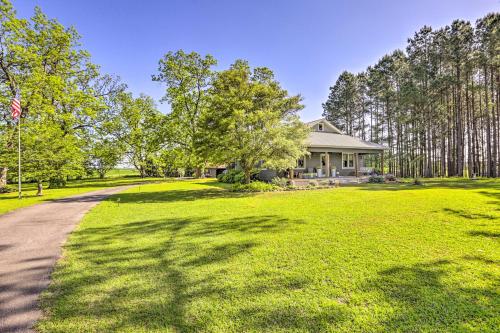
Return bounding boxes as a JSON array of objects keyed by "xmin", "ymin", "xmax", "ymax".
[{"xmin": 0, "ymin": 186, "xmax": 134, "ymax": 333}]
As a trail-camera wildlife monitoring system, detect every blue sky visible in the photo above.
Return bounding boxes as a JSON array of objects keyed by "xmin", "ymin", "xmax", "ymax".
[{"xmin": 12, "ymin": 0, "xmax": 499, "ymax": 121}]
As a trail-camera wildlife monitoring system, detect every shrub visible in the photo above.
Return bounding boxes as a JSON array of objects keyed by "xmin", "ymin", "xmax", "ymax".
[
  {"xmin": 271, "ymin": 177, "xmax": 288, "ymax": 188},
  {"xmin": 0, "ymin": 185, "xmax": 15, "ymax": 193},
  {"xmin": 413, "ymin": 178, "xmax": 423, "ymax": 186},
  {"xmin": 385, "ymin": 174, "xmax": 397, "ymax": 182},
  {"xmin": 231, "ymin": 181, "xmax": 279, "ymax": 192},
  {"xmin": 217, "ymin": 169, "xmax": 245, "ymax": 184},
  {"xmin": 368, "ymin": 175, "xmax": 385, "ymax": 183},
  {"xmin": 48, "ymin": 177, "xmax": 67, "ymax": 188},
  {"xmin": 308, "ymin": 180, "xmax": 318, "ymax": 187}
]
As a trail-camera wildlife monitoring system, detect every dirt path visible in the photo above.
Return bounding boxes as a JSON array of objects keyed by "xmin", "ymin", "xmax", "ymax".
[{"xmin": 0, "ymin": 185, "xmax": 135, "ymax": 332}]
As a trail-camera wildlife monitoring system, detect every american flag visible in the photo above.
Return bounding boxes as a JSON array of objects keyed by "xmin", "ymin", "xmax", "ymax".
[{"xmin": 11, "ymin": 97, "xmax": 21, "ymax": 119}]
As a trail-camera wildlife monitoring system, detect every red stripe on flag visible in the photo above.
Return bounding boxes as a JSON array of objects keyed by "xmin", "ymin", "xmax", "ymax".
[{"xmin": 11, "ymin": 98, "xmax": 21, "ymax": 119}]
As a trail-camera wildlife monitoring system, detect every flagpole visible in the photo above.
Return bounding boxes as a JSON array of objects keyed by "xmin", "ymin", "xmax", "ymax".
[
  {"xmin": 17, "ymin": 95, "xmax": 21, "ymax": 199},
  {"xmin": 17, "ymin": 112, "xmax": 21, "ymax": 199}
]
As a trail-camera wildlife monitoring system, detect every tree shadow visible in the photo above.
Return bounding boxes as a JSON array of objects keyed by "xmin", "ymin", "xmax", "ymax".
[
  {"xmin": 462, "ymin": 255, "xmax": 500, "ymax": 265},
  {"xmin": 0, "ymin": 178, "xmax": 163, "ymax": 204},
  {"xmin": 443, "ymin": 208, "xmax": 498, "ymax": 220},
  {"xmin": 0, "ymin": 244, "xmax": 12, "ymax": 252},
  {"xmin": 357, "ymin": 179, "xmax": 500, "ymax": 192},
  {"xmin": 363, "ymin": 259, "xmax": 499, "ymax": 331},
  {"xmin": 467, "ymin": 230, "xmax": 500, "ymax": 239},
  {"xmin": 112, "ymin": 187, "xmax": 251, "ymax": 204},
  {"xmin": 39, "ymin": 213, "xmax": 333, "ymax": 332},
  {"xmin": 235, "ymin": 303, "xmax": 349, "ymax": 332}
]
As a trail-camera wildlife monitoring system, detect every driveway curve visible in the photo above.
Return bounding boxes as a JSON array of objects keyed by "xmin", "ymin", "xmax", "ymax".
[{"xmin": 0, "ymin": 185, "xmax": 136, "ymax": 333}]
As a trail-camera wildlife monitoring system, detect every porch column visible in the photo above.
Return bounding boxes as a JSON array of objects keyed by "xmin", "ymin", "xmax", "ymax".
[
  {"xmin": 354, "ymin": 153, "xmax": 359, "ymax": 177},
  {"xmin": 325, "ymin": 152, "xmax": 330, "ymax": 177},
  {"xmin": 380, "ymin": 151, "xmax": 384, "ymax": 176}
]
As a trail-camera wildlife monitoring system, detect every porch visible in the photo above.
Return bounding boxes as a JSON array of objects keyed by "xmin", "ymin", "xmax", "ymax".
[
  {"xmin": 293, "ymin": 150, "xmax": 384, "ymax": 179},
  {"xmin": 291, "ymin": 176, "xmax": 371, "ymax": 186}
]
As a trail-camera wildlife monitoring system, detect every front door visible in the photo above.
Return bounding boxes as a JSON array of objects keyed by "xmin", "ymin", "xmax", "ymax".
[{"xmin": 320, "ymin": 153, "xmax": 328, "ymax": 177}]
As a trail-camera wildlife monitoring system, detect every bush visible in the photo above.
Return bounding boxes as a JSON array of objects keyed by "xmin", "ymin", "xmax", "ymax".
[
  {"xmin": 385, "ymin": 174, "xmax": 397, "ymax": 182},
  {"xmin": 217, "ymin": 169, "xmax": 245, "ymax": 184},
  {"xmin": 368, "ymin": 175, "xmax": 385, "ymax": 183},
  {"xmin": 48, "ymin": 177, "xmax": 67, "ymax": 188},
  {"xmin": 0, "ymin": 185, "xmax": 15, "ymax": 193},
  {"xmin": 271, "ymin": 177, "xmax": 289, "ymax": 188},
  {"xmin": 308, "ymin": 180, "xmax": 318, "ymax": 187},
  {"xmin": 231, "ymin": 181, "xmax": 279, "ymax": 192}
]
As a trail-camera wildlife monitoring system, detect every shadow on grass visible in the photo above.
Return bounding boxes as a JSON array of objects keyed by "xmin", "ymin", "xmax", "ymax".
[
  {"xmin": 39, "ymin": 213, "xmax": 332, "ymax": 332},
  {"xmin": 357, "ymin": 179, "xmax": 500, "ymax": 192},
  {"xmin": 113, "ymin": 188, "xmax": 251, "ymax": 204},
  {"xmin": 0, "ymin": 178, "xmax": 163, "ymax": 204},
  {"xmin": 467, "ymin": 230, "xmax": 500, "ymax": 239},
  {"xmin": 364, "ymin": 259, "xmax": 499, "ymax": 331},
  {"xmin": 443, "ymin": 208, "xmax": 498, "ymax": 220}
]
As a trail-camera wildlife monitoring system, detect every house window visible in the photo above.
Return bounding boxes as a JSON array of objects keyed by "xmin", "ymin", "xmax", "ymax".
[
  {"xmin": 342, "ymin": 153, "xmax": 354, "ymax": 169},
  {"xmin": 297, "ymin": 157, "xmax": 305, "ymax": 168},
  {"xmin": 318, "ymin": 123, "xmax": 324, "ymax": 131}
]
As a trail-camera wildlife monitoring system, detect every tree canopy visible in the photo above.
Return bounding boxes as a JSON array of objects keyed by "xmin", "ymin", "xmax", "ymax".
[{"xmin": 201, "ymin": 60, "xmax": 308, "ymax": 183}]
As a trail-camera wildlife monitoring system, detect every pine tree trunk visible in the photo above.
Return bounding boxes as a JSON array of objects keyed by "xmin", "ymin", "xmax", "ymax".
[
  {"xmin": 490, "ymin": 69, "xmax": 498, "ymax": 177},
  {"xmin": 484, "ymin": 66, "xmax": 493, "ymax": 177}
]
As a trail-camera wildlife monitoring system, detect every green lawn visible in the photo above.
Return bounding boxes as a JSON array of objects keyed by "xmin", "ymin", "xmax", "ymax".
[
  {"xmin": 105, "ymin": 168, "xmax": 140, "ymax": 178},
  {"xmin": 0, "ymin": 175, "xmax": 157, "ymax": 215},
  {"xmin": 39, "ymin": 179, "xmax": 499, "ymax": 332}
]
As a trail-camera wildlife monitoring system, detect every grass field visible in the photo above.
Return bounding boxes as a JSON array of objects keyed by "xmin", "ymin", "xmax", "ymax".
[
  {"xmin": 0, "ymin": 171, "xmax": 153, "ymax": 215},
  {"xmin": 38, "ymin": 179, "xmax": 499, "ymax": 332}
]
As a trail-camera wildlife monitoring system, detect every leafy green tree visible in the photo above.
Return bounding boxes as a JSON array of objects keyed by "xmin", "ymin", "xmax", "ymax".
[
  {"xmin": 157, "ymin": 148, "xmax": 187, "ymax": 177},
  {"xmin": 152, "ymin": 50, "xmax": 216, "ymax": 177},
  {"xmin": 86, "ymin": 138, "xmax": 124, "ymax": 179},
  {"xmin": 203, "ymin": 60, "xmax": 308, "ymax": 184},
  {"xmin": 0, "ymin": 1, "xmax": 103, "ymax": 193},
  {"xmin": 22, "ymin": 121, "xmax": 85, "ymax": 195},
  {"xmin": 111, "ymin": 93, "xmax": 168, "ymax": 177}
]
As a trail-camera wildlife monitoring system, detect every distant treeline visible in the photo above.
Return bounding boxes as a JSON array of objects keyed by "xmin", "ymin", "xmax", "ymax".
[{"xmin": 323, "ymin": 13, "xmax": 499, "ymax": 178}]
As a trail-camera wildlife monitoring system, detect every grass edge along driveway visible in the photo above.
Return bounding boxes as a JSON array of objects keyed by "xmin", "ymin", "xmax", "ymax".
[
  {"xmin": 38, "ymin": 179, "xmax": 499, "ymax": 332},
  {"xmin": 0, "ymin": 176, "xmax": 165, "ymax": 215}
]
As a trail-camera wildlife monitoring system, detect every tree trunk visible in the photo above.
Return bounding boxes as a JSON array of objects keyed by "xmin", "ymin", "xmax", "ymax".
[
  {"xmin": 37, "ymin": 181, "xmax": 43, "ymax": 196},
  {"xmin": 484, "ymin": 66, "xmax": 493, "ymax": 177},
  {"xmin": 194, "ymin": 167, "xmax": 204, "ymax": 178},
  {"xmin": 0, "ymin": 167, "xmax": 7, "ymax": 189},
  {"xmin": 244, "ymin": 169, "xmax": 251, "ymax": 184},
  {"xmin": 490, "ymin": 69, "xmax": 498, "ymax": 177}
]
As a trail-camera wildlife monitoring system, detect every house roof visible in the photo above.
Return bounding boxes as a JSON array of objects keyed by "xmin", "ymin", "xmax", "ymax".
[
  {"xmin": 305, "ymin": 119, "xmax": 388, "ymax": 150},
  {"xmin": 307, "ymin": 132, "xmax": 388, "ymax": 150},
  {"xmin": 306, "ymin": 118, "xmax": 343, "ymax": 134}
]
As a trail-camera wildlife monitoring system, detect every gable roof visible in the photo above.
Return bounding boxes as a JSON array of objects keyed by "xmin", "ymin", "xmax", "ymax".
[
  {"xmin": 305, "ymin": 119, "xmax": 388, "ymax": 151},
  {"xmin": 306, "ymin": 118, "xmax": 343, "ymax": 134}
]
